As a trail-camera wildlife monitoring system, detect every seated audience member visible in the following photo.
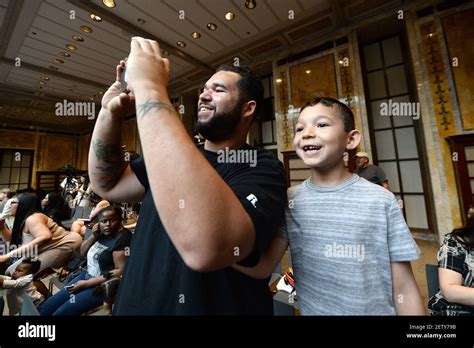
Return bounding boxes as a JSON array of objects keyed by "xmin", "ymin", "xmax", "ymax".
[
  {"xmin": 0, "ymin": 188, "xmax": 15, "ymax": 215},
  {"xmin": 41, "ymin": 193, "xmax": 71, "ymax": 228},
  {"xmin": 428, "ymin": 206, "xmax": 474, "ymax": 315},
  {"xmin": 70, "ymin": 200, "xmax": 110, "ymax": 237},
  {"xmin": 40, "ymin": 206, "xmax": 132, "ymax": 316},
  {"xmin": 0, "ymin": 193, "xmax": 82, "ymax": 275},
  {"xmin": 0, "ymin": 258, "xmax": 44, "ymax": 315},
  {"xmin": 354, "ymin": 152, "xmax": 390, "ymax": 189},
  {"xmin": 0, "ymin": 189, "xmax": 17, "ymax": 232}
]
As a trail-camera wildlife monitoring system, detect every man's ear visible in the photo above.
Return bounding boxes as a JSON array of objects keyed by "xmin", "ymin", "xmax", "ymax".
[
  {"xmin": 242, "ymin": 100, "xmax": 257, "ymax": 121},
  {"xmin": 346, "ymin": 129, "xmax": 361, "ymax": 151}
]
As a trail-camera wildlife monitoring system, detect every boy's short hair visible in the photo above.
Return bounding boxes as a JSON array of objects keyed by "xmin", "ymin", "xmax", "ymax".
[
  {"xmin": 21, "ymin": 258, "xmax": 41, "ymax": 274},
  {"xmin": 300, "ymin": 97, "xmax": 355, "ymax": 132}
]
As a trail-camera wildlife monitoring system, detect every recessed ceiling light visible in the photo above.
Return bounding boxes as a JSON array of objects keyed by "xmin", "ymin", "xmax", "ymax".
[
  {"xmin": 49, "ymin": 65, "xmax": 59, "ymax": 70},
  {"xmin": 90, "ymin": 13, "xmax": 102, "ymax": 22},
  {"xmin": 245, "ymin": 0, "xmax": 257, "ymax": 9},
  {"xmin": 38, "ymin": 81, "xmax": 45, "ymax": 85},
  {"xmin": 162, "ymin": 50, "xmax": 170, "ymax": 56},
  {"xmin": 177, "ymin": 41, "xmax": 186, "ymax": 47},
  {"xmin": 80, "ymin": 25, "xmax": 93, "ymax": 33},
  {"xmin": 207, "ymin": 23, "xmax": 217, "ymax": 31},
  {"xmin": 66, "ymin": 44, "xmax": 77, "ymax": 51},
  {"xmin": 305, "ymin": 70, "xmax": 311, "ymax": 74},
  {"xmin": 338, "ymin": 59, "xmax": 344, "ymax": 65},
  {"xmin": 137, "ymin": 18, "xmax": 146, "ymax": 24},
  {"xmin": 275, "ymin": 78, "xmax": 282, "ymax": 84},
  {"xmin": 225, "ymin": 12, "xmax": 235, "ymax": 21},
  {"xmin": 191, "ymin": 32, "xmax": 201, "ymax": 39},
  {"xmin": 53, "ymin": 58, "xmax": 64, "ymax": 64},
  {"xmin": 102, "ymin": 0, "xmax": 116, "ymax": 8},
  {"xmin": 72, "ymin": 35, "xmax": 84, "ymax": 42},
  {"xmin": 40, "ymin": 76, "xmax": 50, "ymax": 80},
  {"xmin": 59, "ymin": 51, "xmax": 71, "ymax": 57}
]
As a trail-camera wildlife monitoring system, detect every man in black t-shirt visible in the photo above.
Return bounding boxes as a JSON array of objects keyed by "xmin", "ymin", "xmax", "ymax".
[{"xmin": 88, "ymin": 37, "xmax": 287, "ymax": 315}]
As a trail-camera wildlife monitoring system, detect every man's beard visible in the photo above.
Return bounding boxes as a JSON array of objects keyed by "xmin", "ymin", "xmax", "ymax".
[{"xmin": 194, "ymin": 101, "xmax": 243, "ymax": 142}]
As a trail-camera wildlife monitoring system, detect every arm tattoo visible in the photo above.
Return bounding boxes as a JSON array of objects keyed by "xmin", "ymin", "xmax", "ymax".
[
  {"xmin": 92, "ymin": 139, "xmax": 126, "ymax": 190},
  {"xmin": 136, "ymin": 99, "xmax": 177, "ymax": 119}
]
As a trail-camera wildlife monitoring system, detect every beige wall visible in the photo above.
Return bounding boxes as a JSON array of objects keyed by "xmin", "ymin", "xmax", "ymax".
[{"xmin": 0, "ymin": 129, "xmax": 81, "ymax": 188}]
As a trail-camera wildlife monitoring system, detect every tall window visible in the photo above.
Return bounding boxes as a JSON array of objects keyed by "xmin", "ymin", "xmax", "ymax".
[
  {"xmin": 0, "ymin": 149, "xmax": 34, "ymax": 190},
  {"xmin": 362, "ymin": 35, "xmax": 431, "ymax": 232}
]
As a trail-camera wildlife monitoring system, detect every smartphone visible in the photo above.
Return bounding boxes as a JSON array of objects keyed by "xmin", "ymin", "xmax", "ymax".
[
  {"xmin": 65, "ymin": 284, "xmax": 74, "ymax": 290},
  {"xmin": 121, "ymin": 65, "xmax": 128, "ymax": 93},
  {"xmin": 78, "ymin": 218, "xmax": 91, "ymax": 223}
]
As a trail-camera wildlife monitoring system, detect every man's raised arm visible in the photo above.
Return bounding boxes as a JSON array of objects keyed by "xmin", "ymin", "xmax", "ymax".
[
  {"xmin": 88, "ymin": 60, "xmax": 145, "ymax": 203},
  {"xmin": 125, "ymin": 38, "xmax": 256, "ymax": 272}
]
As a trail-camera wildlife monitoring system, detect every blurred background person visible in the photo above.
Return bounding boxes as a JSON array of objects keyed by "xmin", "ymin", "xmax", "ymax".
[{"xmin": 354, "ymin": 151, "xmax": 389, "ymax": 189}]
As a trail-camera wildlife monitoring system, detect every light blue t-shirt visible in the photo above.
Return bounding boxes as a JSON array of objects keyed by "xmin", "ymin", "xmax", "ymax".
[{"xmin": 279, "ymin": 174, "xmax": 420, "ymax": 315}]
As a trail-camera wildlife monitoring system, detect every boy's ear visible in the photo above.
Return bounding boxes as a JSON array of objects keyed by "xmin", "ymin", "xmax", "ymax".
[{"xmin": 346, "ymin": 129, "xmax": 361, "ymax": 151}]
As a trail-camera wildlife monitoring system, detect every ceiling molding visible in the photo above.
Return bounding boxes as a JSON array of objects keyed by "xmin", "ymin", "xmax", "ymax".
[
  {"xmin": 0, "ymin": 0, "xmax": 23, "ymax": 56},
  {"xmin": 69, "ymin": 0, "xmax": 214, "ymax": 73},
  {"xmin": 0, "ymin": 57, "xmax": 107, "ymax": 90}
]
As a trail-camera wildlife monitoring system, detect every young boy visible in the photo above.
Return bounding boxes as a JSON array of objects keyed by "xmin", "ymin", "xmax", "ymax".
[
  {"xmin": 233, "ymin": 97, "xmax": 424, "ymax": 315},
  {"xmin": 0, "ymin": 258, "xmax": 44, "ymax": 315}
]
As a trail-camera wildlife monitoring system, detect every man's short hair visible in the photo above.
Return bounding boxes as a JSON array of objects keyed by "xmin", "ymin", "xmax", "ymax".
[
  {"xmin": 300, "ymin": 97, "xmax": 355, "ymax": 132},
  {"xmin": 21, "ymin": 258, "xmax": 41, "ymax": 274},
  {"xmin": 216, "ymin": 65, "xmax": 264, "ymax": 117}
]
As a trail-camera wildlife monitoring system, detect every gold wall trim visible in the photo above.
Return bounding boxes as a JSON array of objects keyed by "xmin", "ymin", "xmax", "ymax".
[{"xmin": 420, "ymin": 21, "xmax": 456, "ymax": 138}]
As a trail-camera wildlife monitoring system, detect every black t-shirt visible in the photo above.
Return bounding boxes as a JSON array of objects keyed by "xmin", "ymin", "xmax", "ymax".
[
  {"xmin": 87, "ymin": 228, "xmax": 132, "ymax": 277},
  {"xmin": 114, "ymin": 144, "xmax": 287, "ymax": 315}
]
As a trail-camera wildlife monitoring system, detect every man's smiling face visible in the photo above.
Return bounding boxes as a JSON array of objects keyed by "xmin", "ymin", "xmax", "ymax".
[{"xmin": 195, "ymin": 70, "xmax": 244, "ymax": 142}]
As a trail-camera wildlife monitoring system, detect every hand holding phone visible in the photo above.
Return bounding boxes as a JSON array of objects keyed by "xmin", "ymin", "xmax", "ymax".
[{"xmin": 121, "ymin": 65, "xmax": 128, "ymax": 93}]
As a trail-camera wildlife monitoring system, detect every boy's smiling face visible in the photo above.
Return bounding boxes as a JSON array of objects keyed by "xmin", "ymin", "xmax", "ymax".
[{"xmin": 294, "ymin": 103, "xmax": 359, "ymax": 170}]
